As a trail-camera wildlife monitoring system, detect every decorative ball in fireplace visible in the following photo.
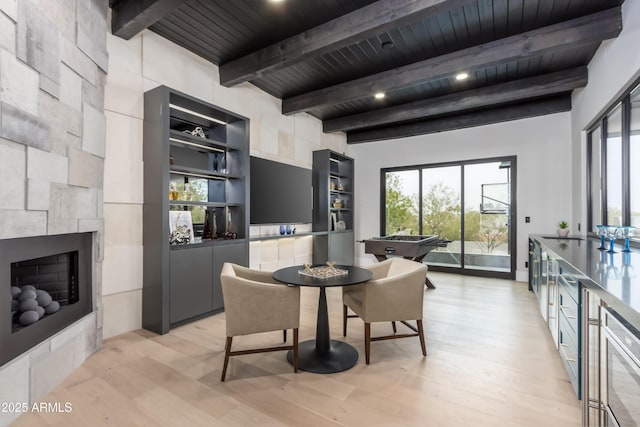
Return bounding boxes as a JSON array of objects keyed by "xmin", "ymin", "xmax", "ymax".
[{"xmin": 11, "ymin": 286, "xmax": 61, "ymax": 327}]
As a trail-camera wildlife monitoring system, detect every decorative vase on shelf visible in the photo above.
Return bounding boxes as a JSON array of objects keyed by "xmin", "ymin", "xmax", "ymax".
[
  {"xmin": 220, "ymin": 153, "xmax": 227, "ymax": 174},
  {"xmin": 169, "ymin": 183, "xmax": 179, "ymax": 201},
  {"xmin": 182, "ymin": 183, "xmax": 192, "ymax": 201},
  {"xmin": 203, "ymin": 209, "xmax": 213, "ymax": 239},
  {"xmin": 279, "ymin": 225, "xmax": 285, "ymax": 235},
  {"xmin": 212, "ymin": 210, "xmax": 217, "ymax": 238},
  {"xmin": 223, "ymin": 211, "xmax": 237, "ymax": 239},
  {"xmin": 286, "ymin": 225, "xmax": 292, "ymax": 235}
]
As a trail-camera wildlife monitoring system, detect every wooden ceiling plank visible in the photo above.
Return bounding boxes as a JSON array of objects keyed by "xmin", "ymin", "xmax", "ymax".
[
  {"xmin": 436, "ymin": 11, "xmax": 458, "ymax": 52},
  {"xmin": 219, "ymin": 0, "xmax": 478, "ymax": 86},
  {"xmin": 282, "ymin": 6, "xmax": 621, "ymax": 115},
  {"xmin": 506, "ymin": 0, "xmax": 525, "ymax": 35},
  {"xmin": 156, "ymin": 13, "xmax": 226, "ymax": 55},
  {"xmin": 111, "ymin": 0, "xmax": 187, "ymax": 40},
  {"xmin": 520, "ymin": 0, "xmax": 540, "ymax": 32},
  {"xmin": 462, "ymin": 3, "xmax": 482, "ymax": 43},
  {"xmin": 346, "ymin": 95, "xmax": 572, "ymax": 143},
  {"xmin": 492, "ymin": 0, "xmax": 509, "ymax": 39},
  {"xmin": 424, "ymin": 15, "xmax": 448, "ymax": 55},
  {"xmin": 323, "ymin": 67, "xmax": 587, "ymax": 132}
]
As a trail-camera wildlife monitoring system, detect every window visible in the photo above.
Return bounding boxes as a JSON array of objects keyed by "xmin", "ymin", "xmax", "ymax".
[
  {"xmin": 630, "ymin": 86, "xmax": 640, "ymax": 227},
  {"xmin": 606, "ymin": 105, "xmax": 623, "ymax": 226},
  {"xmin": 382, "ymin": 157, "xmax": 516, "ymax": 278},
  {"xmin": 384, "ymin": 170, "xmax": 419, "ymax": 235},
  {"xmin": 589, "ymin": 125, "xmax": 602, "ymax": 230},
  {"xmin": 587, "ymin": 79, "xmax": 640, "ymax": 238}
]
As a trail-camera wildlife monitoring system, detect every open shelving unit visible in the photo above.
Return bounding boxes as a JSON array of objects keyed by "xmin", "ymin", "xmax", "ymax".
[
  {"xmin": 312, "ymin": 150, "xmax": 355, "ymax": 265},
  {"xmin": 143, "ymin": 86, "xmax": 249, "ymax": 334}
]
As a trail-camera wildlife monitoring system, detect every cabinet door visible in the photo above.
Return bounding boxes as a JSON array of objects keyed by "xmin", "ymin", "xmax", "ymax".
[
  {"xmin": 212, "ymin": 242, "xmax": 247, "ymax": 311},
  {"xmin": 170, "ymin": 247, "xmax": 213, "ymax": 324},
  {"xmin": 547, "ymin": 258, "xmax": 559, "ymax": 346},
  {"xmin": 530, "ymin": 240, "xmax": 541, "ymax": 296},
  {"xmin": 538, "ymin": 252, "xmax": 549, "ymax": 321},
  {"xmin": 582, "ymin": 286, "xmax": 602, "ymax": 425},
  {"xmin": 559, "ymin": 312, "xmax": 580, "ymax": 396},
  {"xmin": 329, "ymin": 231, "xmax": 354, "ymax": 265}
]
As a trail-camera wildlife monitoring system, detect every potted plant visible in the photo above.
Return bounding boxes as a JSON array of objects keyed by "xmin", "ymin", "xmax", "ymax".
[{"xmin": 557, "ymin": 221, "xmax": 569, "ymax": 238}]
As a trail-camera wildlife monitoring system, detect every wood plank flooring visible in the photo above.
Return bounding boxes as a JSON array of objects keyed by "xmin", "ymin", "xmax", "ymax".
[{"xmin": 14, "ymin": 272, "xmax": 581, "ymax": 426}]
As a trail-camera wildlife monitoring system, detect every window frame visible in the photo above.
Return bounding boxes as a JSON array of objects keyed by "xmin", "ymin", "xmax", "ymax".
[
  {"xmin": 586, "ymin": 77, "xmax": 640, "ymax": 243},
  {"xmin": 380, "ymin": 155, "xmax": 517, "ymax": 279}
]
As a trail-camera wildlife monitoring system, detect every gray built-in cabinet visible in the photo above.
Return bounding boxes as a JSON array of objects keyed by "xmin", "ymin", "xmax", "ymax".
[
  {"xmin": 529, "ymin": 237, "xmax": 582, "ymax": 398},
  {"xmin": 312, "ymin": 150, "xmax": 354, "ymax": 265},
  {"xmin": 143, "ymin": 86, "xmax": 249, "ymax": 334}
]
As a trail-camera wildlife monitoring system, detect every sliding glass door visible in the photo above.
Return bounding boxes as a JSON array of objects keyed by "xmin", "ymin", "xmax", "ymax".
[
  {"xmin": 382, "ymin": 157, "xmax": 516, "ymax": 278},
  {"xmin": 463, "ymin": 160, "xmax": 511, "ymax": 273},
  {"xmin": 421, "ymin": 166, "xmax": 461, "ymax": 268}
]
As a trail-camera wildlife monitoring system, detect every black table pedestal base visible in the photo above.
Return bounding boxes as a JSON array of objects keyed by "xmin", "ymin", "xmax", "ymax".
[{"xmin": 287, "ymin": 339, "xmax": 359, "ymax": 373}]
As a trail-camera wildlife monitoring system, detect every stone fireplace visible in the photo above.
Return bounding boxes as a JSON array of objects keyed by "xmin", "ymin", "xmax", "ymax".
[
  {"xmin": 0, "ymin": 0, "xmax": 107, "ymax": 425},
  {"xmin": 1, "ymin": 233, "xmax": 93, "ymax": 367}
]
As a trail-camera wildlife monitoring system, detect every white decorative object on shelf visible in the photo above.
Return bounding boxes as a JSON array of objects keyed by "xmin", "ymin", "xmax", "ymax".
[{"xmin": 169, "ymin": 211, "xmax": 194, "ymax": 244}]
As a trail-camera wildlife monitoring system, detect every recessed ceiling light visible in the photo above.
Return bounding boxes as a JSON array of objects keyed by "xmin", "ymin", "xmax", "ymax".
[
  {"xmin": 455, "ymin": 72, "xmax": 469, "ymax": 81},
  {"xmin": 374, "ymin": 92, "xmax": 385, "ymax": 99},
  {"xmin": 269, "ymin": 0, "xmax": 285, "ymax": 3}
]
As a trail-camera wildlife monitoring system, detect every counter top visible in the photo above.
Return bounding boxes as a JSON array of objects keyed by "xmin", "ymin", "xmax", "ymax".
[{"xmin": 531, "ymin": 234, "xmax": 640, "ymax": 328}]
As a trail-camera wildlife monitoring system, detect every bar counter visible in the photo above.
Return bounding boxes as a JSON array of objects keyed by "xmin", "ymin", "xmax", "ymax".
[{"xmin": 530, "ymin": 234, "xmax": 640, "ymax": 329}]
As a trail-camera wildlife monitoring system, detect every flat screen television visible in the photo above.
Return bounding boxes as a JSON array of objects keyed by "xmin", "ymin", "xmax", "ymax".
[{"xmin": 250, "ymin": 156, "xmax": 312, "ymax": 224}]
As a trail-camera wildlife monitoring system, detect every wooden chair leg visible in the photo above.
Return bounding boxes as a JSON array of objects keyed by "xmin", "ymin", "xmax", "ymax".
[
  {"xmin": 417, "ymin": 319, "xmax": 427, "ymax": 356},
  {"xmin": 221, "ymin": 336, "xmax": 233, "ymax": 382},
  {"xmin": 391, "ymin": 321, "xmax": 397, "ymax": 333},
  {"xmin": 283, "ymin": 329, "xmax": 287, "ymax": 342},
  {"xmin": 364, "ymin": 322, "xmax": 371, "ymax": 365},
  {"xmin": 343, "ymin": 304, "xmax": 348, "ymax": 337},
  {"xmin": 293, "ymin": 328, "xmax": 299, "ymax": 373}
]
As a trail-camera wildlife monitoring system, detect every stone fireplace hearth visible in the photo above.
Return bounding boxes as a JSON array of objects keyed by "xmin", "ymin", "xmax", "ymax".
[{"xmin": 0, "ymin": 1, "xmax": 107, "ymax": 425}]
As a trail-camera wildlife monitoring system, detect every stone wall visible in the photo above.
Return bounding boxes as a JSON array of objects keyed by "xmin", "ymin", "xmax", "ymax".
[{"xmin": 0, "ymin": 1, "xmax": 107, "ymax": 425}]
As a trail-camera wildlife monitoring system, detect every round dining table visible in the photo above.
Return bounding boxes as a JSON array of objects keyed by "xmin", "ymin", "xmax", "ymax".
[{"xmin": 272, "ymin": 265, "xmax": 372, "ymax": 374}]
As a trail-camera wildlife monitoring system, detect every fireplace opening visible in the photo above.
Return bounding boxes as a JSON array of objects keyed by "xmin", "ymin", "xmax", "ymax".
[
  {"xmin": 10, "ymin": 251, "xmax": 79, "ymax": 333},
  {"xmin": 1, "ymin": 233, "xmax": 92, "ymax": 367}
]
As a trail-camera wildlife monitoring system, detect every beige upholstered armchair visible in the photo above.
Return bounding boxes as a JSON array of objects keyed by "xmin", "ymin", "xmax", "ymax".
[
  {"xmin": 220, "ymin": 263, "xmax": 300, "ymax": 381},
  {"xmin": 342, "ymin": 258, "xmax": 428, "ymax": 364}
]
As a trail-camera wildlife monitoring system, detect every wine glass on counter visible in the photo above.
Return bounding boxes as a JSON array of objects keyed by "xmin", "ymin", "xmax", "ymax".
[
  {"xmin": 596, "ymin": 225, "xmax": 607, "ymax": 250},
  {"xmin": 619, "ymin": 226, "xmax": 635, "ymax": 252},
  {"xmin": 606, "ymin": 226, "xmax": 621, "ymax": 253}
]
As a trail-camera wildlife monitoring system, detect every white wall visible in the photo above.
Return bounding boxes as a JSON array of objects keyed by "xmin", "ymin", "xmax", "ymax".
[
  {"xmin": 104, "ymin": 30, "xmax": 348, "ymax": 338},
  {"xmin": 350, "ymin": 113, "xmax": 572, "ymax": 281},
  {"xmin": 571, "ymin": 0, "xmax": 640, "ymax": 229}
]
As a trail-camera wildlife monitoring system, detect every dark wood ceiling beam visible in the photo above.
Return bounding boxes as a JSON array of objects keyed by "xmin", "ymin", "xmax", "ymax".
[
  {"xmin": 324, "ymin": 67, "xmax": 588, "ymax": 133},
  {"xmin": 283, "ymin": 7, "xmax": 621, "ymax": 115},
  {"xmin": 111, "ymin": 0, "xmax": 187, "ymax": 40},
  {"xmin": 219, "ymin": 0, "xmax": 477, "ymax": 87},
  {"xmin": 346, "ymin": 95, "xmax": 572, "ymax": 144}
]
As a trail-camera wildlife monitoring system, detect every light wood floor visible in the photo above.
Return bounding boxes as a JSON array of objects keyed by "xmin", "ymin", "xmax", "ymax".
[{"xmin": 14, "ymin": 272, "xmax": 581, "ymax": 426}]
